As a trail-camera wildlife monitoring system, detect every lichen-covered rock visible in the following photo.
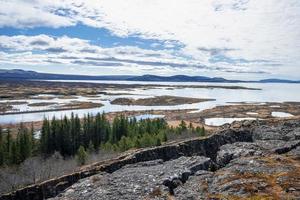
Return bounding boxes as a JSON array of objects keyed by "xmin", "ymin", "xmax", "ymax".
[
  {"xmin": 252, "ymin": 120, "xmax": 300, "ymax": 141},
  {"xmin": 216, "ymin": 142, "xmax": 264, "ymax": 167},
  {"xmin": 216, "ymin": 140, "xmax": 300, "ymax": 167},
  {"xmin": 207, "ymin": 155, "xmax": 300, "ymax": 199},
  {"xmin": 51, "ymin": 156, "xmax": 214, "ymax": 200},
  {"xmin": 172, "ymin": 170, "xmax": 214, "ymax": 200},
  {"xmin": 287, "ymin": 146, "xmax": 300, "ymax": 159}
]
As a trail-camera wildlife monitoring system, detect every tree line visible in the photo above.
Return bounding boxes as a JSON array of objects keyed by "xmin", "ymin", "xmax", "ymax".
[
  {"xmin": 0, "ymin": 124, "xmax": 35, "ymax": 165},
  {"xmin": 0, "ymin": 112, "xmax": 205, "ymax": 166},
  {"xmin": 40, "ymin": 113, "xmax": 169, "ymax": 157}
]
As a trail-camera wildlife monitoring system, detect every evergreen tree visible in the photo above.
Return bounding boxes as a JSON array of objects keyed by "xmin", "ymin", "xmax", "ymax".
[
  {"xmin": 10, "ymin": 141, "xmax": 20, "ymax": 165},
  {"xmin": 74, "ymin": 114, "xmax": 81, "ymax": 150},
  {"xmin": 61, "ymin": 116, "xmax": 72, "ymax": 156},
  {"xmin": 70, "ymin": 113, "xmax": 77, "ymax": 155},
  {"xmin": 30, "ymin": 123, "xmax": 36, "ymax": 153},
  {"xmin": 37, "ymin": 112, "xmax": 171, "ymax": 158},
  {"xmin": 101, "ymin": 113, "xmax": 110, "ymax": 143},
  {"xmin": 111, "ymin": 116, "xmax": 119, "ymax": 143},
  {"xmin": 40, "ymin": 118, "xmax": 50, "ymax": 155},
  {"xmin": 195, "ymin": 126, "xmax": 205, "ymax": 136},
  {"xmin": 50, "ymin": 117, "xmax": 59, "ymax": 154},
  {"xmin": 17, "ymin": 124, "xmax": 32, "ymax": 162},
  {"xmin": 93, "ymin": 113, "xmax": 102, "ymax": 150},
  {"xmin": 179, "ymin": 120, "xmax": 187, "ymax": 131},
  {"xmin": 76, "ymin": 145, "xmax": 87, "ymax": 166},
  {"xmin": 6, "ymin": 128, "xmax": 11, "ymax": 153},
  {"xmin": 155, "ymin": 137, "xmax": 161, "ymax": 146},
  {"xmin": 134, "ymin": 137, "xmax": 141, "ymax": 148},
  {"xmin": 87, "ymin": 140, "xmax": 95, "ymax": 154},
  {"xmin": 0, "ymin": 126, "xmax": 4, "ymax": 165},
  {"xmin": 118, "ymin": 136, "xmax": 128, "ymax": 151}
]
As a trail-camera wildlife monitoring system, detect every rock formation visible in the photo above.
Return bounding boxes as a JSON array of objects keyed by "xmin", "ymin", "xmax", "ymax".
[{"xmin": 1, "ymin": 119, "xmax": 299, "ymax": 200}]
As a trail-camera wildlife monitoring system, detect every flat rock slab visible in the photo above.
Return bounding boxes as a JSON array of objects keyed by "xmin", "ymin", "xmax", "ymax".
[
  {"xmin": 252, "ymin": 121, "xmax": 300, "ymax": 141},
  {"xmin": 51, "ymin": 156, "xmax": 213, "ymax": 200},
  {"xmin": 216, "ymin": 140, "xmax": 300, "ymax": 166}
]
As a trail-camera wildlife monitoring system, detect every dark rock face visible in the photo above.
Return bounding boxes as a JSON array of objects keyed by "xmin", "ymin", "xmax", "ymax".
[{"xmin": 2, "ymin": 120, "xmax": 300, "ymax": 200}]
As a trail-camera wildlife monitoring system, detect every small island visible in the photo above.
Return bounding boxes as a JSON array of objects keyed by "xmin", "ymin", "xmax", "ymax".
[{"xmin": 111, "ymin": 95, "xmax": 215, "ymax": 106}]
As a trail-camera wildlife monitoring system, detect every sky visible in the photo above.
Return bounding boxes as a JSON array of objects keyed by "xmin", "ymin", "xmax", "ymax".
[{"xmin": 0, "ymin": 0, "xmax": 299, "ymax": 80}]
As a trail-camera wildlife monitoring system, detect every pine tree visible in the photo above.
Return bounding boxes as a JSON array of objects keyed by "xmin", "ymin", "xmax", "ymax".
[
  {"xmin": 40, "ymin": 118, "xmax": 50, "ymax": 155},
  {"xmin": 74, "ymin": 114, "xmax": 81, "ymax": 150},
  {"xmin": 93, "ymin": 113, "xmax": 102, "ymax": 150},
  {"xmin": 111, "ymin": 116, "xmax": 119, "ymax": 143},
  {"xmin": 195, "ymin": 126, "xmax": 205, "ymax": 136},
  {"xmin": 118, "ymin": 136, "xmax": 128, "ymax": 151},
  {"xmin": 87, "ymin": 140, "xmax": 95, "ymax": 154},
  {"xmin": 10, "ymin": 141, "xmax": 20, "ymax": 165},
  {"xmin": 17, "ymin": 125, "xmax": 31, "ymax": 162},
  {"xmin": 61, "ymin": 116, "xmax": 72, "ymax": 156},
  {"xmin": 30, "ymin": 123, "xmax": 36, "ymax": 153},
  {"xmin": 6, "ymin": 128, "xmax": 11, "ymax": 153},
  {"xmin": 0, "ymin": 126, "xmax": 4, "ymax": 165},
  {"xmin": 76, "ymin": 145, "xmax": 87, "ymax": 166},
  {"xmin": 134, "ymin": 137, "xmax": 141, "ymax": 148},
  {"xmin": 103, "ymin": 115, "xmax": 111, "ymax": 143},
  {"xmin": 155, "ymin": 137, "xmax": 161, "ymax": 146},
  {"xmin": 50, "ymin": 117, "xmax": 58, "ymax": 153},
  {"xmin": 70, "ymin": 113, "xmax": 77, "ymax": 155},
  {"xmin": 179, "ymin": 120, "xmax": 187, "ymax": 131}
]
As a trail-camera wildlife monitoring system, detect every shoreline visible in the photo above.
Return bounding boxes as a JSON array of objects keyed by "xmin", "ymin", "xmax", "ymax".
[
  {"xmin": 0, "ymin": 80, "xmax": 260, "ymax": 100},
  {"xmin": 2, "ymin": 100, "xmax": 300, "ymax": 136}
]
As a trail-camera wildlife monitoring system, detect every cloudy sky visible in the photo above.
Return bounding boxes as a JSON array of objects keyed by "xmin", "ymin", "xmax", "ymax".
[{"xmin": 0, "ymin": 0, "xmax": 299, "ymax": 80}]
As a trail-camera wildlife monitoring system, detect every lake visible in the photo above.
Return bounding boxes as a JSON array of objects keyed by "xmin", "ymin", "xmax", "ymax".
[{"xmin": 1, "ymin": 81, "xmax": 300, "ymax": 124}]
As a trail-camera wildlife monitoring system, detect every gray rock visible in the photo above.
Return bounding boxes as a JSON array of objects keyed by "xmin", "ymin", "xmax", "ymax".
[
  {"xmin": 252, "ymin": 120, "xmax": 300, "ymax": 141},
  {"xmin": 207, "ymin": 155, "xmax": 300, "ymax": 199},
  {"xmin": 286, "ymin": 146, "xmax": 300, "ymax": 158},
  {"xmin": 51, "ymin": 156, "xmax": 213, "ymax": 200},
  {"xmin": 216, "ymin": 142, "xmax": 264, "ymax": 167}
]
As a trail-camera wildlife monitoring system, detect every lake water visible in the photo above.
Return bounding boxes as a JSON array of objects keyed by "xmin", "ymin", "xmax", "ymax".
[
  {"xmin": 1, "ymin": 81, "xmax": 300, "ymax": 124},
  {"xmin": 271, "ymin": 112, "xmax": 294, "ymax": 118},
  {"xmin": 132, "ymin": 114, "xmax": 165, "ymax": 121}
]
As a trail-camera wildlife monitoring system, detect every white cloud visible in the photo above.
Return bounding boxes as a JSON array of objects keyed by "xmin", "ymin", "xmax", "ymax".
[
  {"xmin": 0, "ymin": 0, "xmax": 74, "ymax": 28},
  {"xmin": 0, "ymin": 0, "xmax": 299, "ymax": 78},
  {"xmin": 0, "ymin": 34, "xmax": 267, "ymax": 76}
]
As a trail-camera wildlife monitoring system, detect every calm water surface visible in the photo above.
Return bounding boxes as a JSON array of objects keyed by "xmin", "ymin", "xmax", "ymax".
[{"xmin": 1, "ymin": 81, "xmax": 300, "ymax": 124}]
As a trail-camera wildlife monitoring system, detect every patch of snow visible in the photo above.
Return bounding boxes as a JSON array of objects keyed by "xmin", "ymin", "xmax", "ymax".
[
  {"xmin": 271, "ymin": 112, "xmax": 293, "ymax": 118},
  {"xmin": 205, "ymin": 117, "xmax": 258, "ymax": 126}
]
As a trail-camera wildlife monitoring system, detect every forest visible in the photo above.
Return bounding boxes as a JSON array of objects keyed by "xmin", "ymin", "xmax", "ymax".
[{"xmin": 0, "ymin": 113, "xmax": 205, "ymax": 166}]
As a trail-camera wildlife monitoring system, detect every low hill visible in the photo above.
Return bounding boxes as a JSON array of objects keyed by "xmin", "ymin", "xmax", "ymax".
[{"xmin": 1, "ymin": 69, "xmax": 300, "ymax": 83}]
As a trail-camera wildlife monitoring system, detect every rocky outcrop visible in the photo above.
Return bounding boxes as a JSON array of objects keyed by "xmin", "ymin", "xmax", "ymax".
[
  {"xmin": 49, "ymin": 156, "xmax": 214, "ymax": 200},
  {"xmin": 1, "ymin": 120, "xmax": 300, "ymax": 200}
]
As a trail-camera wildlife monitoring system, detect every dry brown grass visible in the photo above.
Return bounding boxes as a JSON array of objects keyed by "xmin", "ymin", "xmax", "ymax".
[{"xmin": 212, "ymin": 155, "xmax": 300, "ymax": 200}]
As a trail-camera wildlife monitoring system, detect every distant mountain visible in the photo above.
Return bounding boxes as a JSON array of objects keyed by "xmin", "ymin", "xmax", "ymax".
[
  {"xmin": 127, "ymin": 74, "xmax": 242, "ymax": 83},
  {"xmin": 259, "ymin": 78, "xmax": 300, "ymax": 83},
  {"xmin": 0, "ymin": 69, "xmax": 299, "ymax": 83},
  {"xmin": 0, "ymin": 69, "xmax": 133, "ymax": 80}
]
